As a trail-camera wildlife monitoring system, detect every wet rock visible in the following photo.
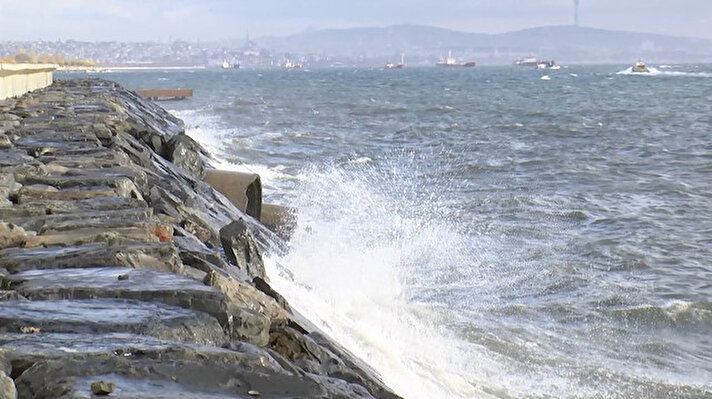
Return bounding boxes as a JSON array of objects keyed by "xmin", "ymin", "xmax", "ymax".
[
  {"xmin": 183, "ymin": 216, "xmax": 216, "ymax": 243},
  {"xmin": 16, "ymin": 181, "xmax": 142, "ymax": 204},
  {"xmin": 172, "ymin": 225, "xmax": 231, "ymax": 276},
  {"xmin": 0, "ymin": 348, "xmax": 9, "ymax": 375},
  {"xmin": 5, "ymin": 207, "xmax": 155, "ymax": 233},
  {"xmin": 25, "ymin": 196, "xmax": 146, "ymax": 215},
  {"xmin": 38, "ymin": 151, "xmax": 132, "ymax": 169},
  {"xmin": 91, "ymin": 123, "xmax": 114, "ymax": 142},
  {"xmin": 90, "ymin": 380, "xmax": 115, "ymax": 395},
  {"xmin": 13, "ymin": 132, "xmax": 102, "ymax": 157},
  {"xmin": 0, "ymin": 332, "xmax": 278, "ymax": 376},
  {"xmin": 229, "ymin": 306, "xmax": 271, "ymax": 347},
  {"xmin": 0, "ymin": 371, "xmax": 16, "ymax": 399},
  {"xmin": 0, "ymin": 292, "xmax": 25, "ymax": 302},
  {"xmin": 268, "ymin": 328, "xmax": 399, "ymax": 399},
  {"xmin": 0, "ymin": 198, "xmax": 148, "ymax": 221},
  {"xmin": 0, "ymin": 175, "xmax": 19, "ymax": 207},
  {"xmin": 8, "ymin": 267, "xmax": 232, "ymax": 327},
  {"xmin": 0, "ymin": 121, "xmax": 17, "ymax": 130},
  {"xmin": 0, "ymin": 150, "xmax": 37, "ymax": 169},
  {"xmin": 253, "ymin": 277, "xmax": 292, "ymax": 313},
  {"xmin": 37, "ymin": 218, "xmax": 159, "ymax": 235},
  {"xmin": 0, "ymin": 299, "xmax": 228, "ymax": 346},
  {"xmin": 13, "ymin": 351, "xmax": 371, "ymax": 399},
  {"xmin": 164, "ymin": 133, "xmax": 206, "ymax": 179},
  {"xmin": 0, "ymin": 242, "xmax": 183, "ymax": 274},
  {"xmin": 23, "ymin": 226, "xmax": 160, "ymax": 248},
  {"xmin": 204, "ymin": 269, "xmax": 288, "ymax": 331},
  {"xmin": 0, "ymin": 223, "xmax": 34, "ymax": 250},
  {"xmin": 15, "ymin": 166, "xmax": 148, "ymax": 191},
  {"xmin": 0, "ymin": 136, "xmax": 11, "ymax": 151},
  {"xmin": 108, "ymin": 132, "xmax": 154, "ymax": 169},
  {"xmin": 219, "ymin": 220, "xmax": 266, "ymax": 279}
]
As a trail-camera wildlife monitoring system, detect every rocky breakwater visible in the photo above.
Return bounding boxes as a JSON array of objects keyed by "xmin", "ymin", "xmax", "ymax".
[{"xmin": 0, "ymin": 79, "xmax": 399, "ymax": 399}]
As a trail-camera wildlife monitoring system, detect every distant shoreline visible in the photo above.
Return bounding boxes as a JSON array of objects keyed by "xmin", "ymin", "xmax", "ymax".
[{"xmin": 58, "ymin": 65, "xmax": 207, "ymax": 72}]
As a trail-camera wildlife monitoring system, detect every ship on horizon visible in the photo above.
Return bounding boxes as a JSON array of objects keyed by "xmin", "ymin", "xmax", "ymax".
[
  {"xmin": 515, "ymin": 56, "xmax": 557, "ymax": 69},
  {"xmin": 221, "ymin": 59, "xmax": 240, "ymax": 69},
  {"xmin": 385, "ymin": 54, "xmax": 405, "ymax": 69},
  {"xmin": 282, "ymin": 59, "xmax": 303, "ymax": 69},
  {"xmin": 437, "ymin": 51, "xmax": 475, "ymax": 68}
]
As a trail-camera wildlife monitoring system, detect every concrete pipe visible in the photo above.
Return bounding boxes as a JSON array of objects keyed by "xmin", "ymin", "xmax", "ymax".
[
  {"xmin": 204, "ymin": 169, "xmax": 262, "ymax": 219},
  {"xmin": 261, "ymin": 203, "xmax": 297, "ymax": 239}
]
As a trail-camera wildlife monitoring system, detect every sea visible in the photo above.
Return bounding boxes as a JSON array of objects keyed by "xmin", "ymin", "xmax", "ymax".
[{"xmin": 62, "ymin": 64, "xmax": 712, "ymax": 398}]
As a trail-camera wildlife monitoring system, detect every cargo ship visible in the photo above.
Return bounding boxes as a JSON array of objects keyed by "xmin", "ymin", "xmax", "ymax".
[{"xmin": 437, "ymin": 51, "xmax": 476, "ymax": 68}]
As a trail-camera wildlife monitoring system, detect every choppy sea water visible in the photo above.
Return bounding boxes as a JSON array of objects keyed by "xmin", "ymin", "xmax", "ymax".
[{"xmin": 68, "ymin": 65, "xmax": 712, "ymax": 398}]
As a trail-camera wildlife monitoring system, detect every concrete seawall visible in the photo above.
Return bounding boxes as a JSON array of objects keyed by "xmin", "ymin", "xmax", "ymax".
[
  {"xmin": 0, "ymin": 79, "xmax": 399, "ymax": 398},
  {"xmin": 0, "ymin": 64, "xmax": 57, "ymax": 101}
]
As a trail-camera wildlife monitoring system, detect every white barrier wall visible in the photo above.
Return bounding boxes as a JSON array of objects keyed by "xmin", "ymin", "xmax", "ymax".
[{"xmin": 0, "ymin": 64, "xmax": 57, "ymax": 100}]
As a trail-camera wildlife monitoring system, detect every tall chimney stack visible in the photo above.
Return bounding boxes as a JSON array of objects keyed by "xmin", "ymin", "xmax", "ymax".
[{"xmin": 573, "ymin": 0, "xmax": 580, "ymax": 26}]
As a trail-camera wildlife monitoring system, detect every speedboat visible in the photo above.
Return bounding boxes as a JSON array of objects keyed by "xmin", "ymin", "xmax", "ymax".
[{"xmin": 632, "ymin": 61, "xmax": 650, "ymax": 73}]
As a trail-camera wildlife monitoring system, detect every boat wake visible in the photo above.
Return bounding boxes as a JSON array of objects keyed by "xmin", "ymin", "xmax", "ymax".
[{"xmin": 616, "ymin": 67, "xmax": 712, "ymax": 77}]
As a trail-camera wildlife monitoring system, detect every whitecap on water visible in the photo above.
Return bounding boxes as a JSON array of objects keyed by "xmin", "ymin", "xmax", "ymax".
[{"xmin": 616, "ymin": 66, "xmax": 712, "ymax": 77}]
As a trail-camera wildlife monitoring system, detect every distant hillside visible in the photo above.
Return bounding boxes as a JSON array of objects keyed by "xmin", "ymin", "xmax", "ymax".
[
  {"xmin": 259, "ymin": 25, "xmax": 491, "ymax": 57},
  {"xmin": 258, "ymin": 24, "xmax": 712, "ymax": 65}
]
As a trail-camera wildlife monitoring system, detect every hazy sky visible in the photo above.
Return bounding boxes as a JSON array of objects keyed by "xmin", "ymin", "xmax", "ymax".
[{"xmin": 1, "ymin": 0, "xmax": 711, "ymax": 41}]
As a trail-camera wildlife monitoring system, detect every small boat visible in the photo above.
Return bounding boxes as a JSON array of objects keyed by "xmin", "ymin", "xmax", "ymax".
[
  {"xmin": 437, "ymin": 51, "xmax": 476, "ymax": 68},
  {"xmin": 536, "ymin": 60, "xmax": 556, "ymax": 70},
  {"xmin": 221, "ymin": 59, "xmax": 240, "ymax": 69},
  {"xmin": 283, "ymin": 59, "xmax": 303, "ymax": 69},
  {"xmin": 386, "ymin": 54, "xmax": 405, "ymax": 69},
  {"xmin": 541, "ymin": 75, "xmax": 551, "ymax": 81},
  {"xmin": 631, "ymin": 61, "xmax": 650, "ymax": 73}
]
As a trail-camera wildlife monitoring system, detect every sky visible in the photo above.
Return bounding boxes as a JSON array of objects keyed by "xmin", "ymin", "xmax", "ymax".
[{"xmin": 0, "ymin": 0, "xmax": 711, "ymax": 42}]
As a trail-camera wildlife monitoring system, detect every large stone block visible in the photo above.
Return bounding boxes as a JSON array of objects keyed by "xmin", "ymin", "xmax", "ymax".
[{"xmin": 204, "ymin": 169, "xmax": 262, "ymax": 219}]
